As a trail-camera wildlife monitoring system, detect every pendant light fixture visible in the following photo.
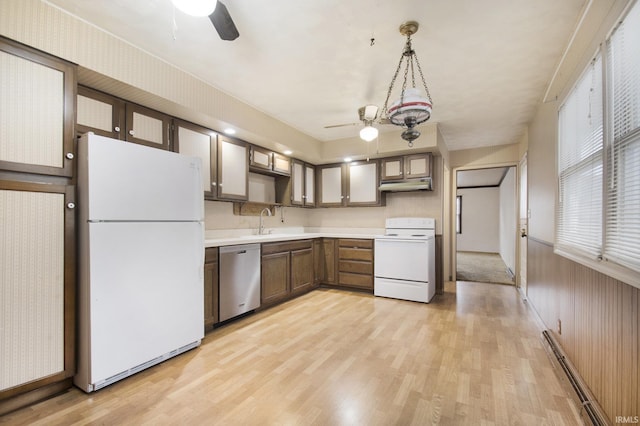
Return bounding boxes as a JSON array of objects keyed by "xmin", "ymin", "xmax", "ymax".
[{"xmin": 382, "ymin": 21, "xmax": 433, "ymax": 147}]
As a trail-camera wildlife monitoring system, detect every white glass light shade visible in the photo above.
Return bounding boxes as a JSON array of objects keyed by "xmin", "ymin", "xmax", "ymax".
[
  {"xmin": 359, "ymin": 126, "xmax": 379, "ymax": 142},
  {"xmin": 387, "ymin": 87, "xmax": 432, "ymax": 126},
  {"xmin": 171, "ymin": 0, "xmax": 217, "ymax": 16}
]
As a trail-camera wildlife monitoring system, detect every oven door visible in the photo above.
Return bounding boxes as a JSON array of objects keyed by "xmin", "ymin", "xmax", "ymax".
[{"xmin": 374, "ymin": 237, "xmax": 431, "ymax": 282}]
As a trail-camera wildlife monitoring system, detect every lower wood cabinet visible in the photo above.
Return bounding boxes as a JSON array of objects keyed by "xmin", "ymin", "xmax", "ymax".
[
  {"xmin": 204, "ymin": 247, "xmax": 219, "ymax": 330},
  {"xmin": 0, "ymin": 181, "xmax": 76, "ymax": 415},
  {"xmin": 261, "ymin": 240, "xmax": 314, "ymax": 307},
  {"xmin": 291, "ymin": 246, "xmax": 313, "ymax": 296},
  {"xmin": 261, "ymin": 250, "xmax": 290, "ymax": 306},
  {"xmin": 337, "ymin": 239, "xmax": 374, "ymax": 291},
  {"xmin": 320, "ymin": 238, "xmax": 337, "ymax": 285},
  {"xmin": 313, "ymin": 239, "xmax": 323, "ymax": 284}
]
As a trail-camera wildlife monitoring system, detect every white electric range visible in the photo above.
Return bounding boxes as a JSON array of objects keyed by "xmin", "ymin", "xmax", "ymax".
[{"xmin": 374, "ymin": 217, "xmax": 436, "ymax": 303}]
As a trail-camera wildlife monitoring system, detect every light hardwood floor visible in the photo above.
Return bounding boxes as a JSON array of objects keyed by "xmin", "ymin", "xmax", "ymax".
[{"xmin": 1, "ymin": 282, "xmax": 583, "ymax": 425}]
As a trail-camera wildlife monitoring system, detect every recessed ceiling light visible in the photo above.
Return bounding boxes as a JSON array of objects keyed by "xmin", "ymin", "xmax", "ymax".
[
  {"xmin": 284, "ymin": 150, "xmax": 293, "ymax": 155},
  {"xmin": 224, "ymin": 128, "xmax": 236, "ymax": 135},
  {"xmin": 344, "ymin": 157, "xmax": 353, "ymax": 163}
]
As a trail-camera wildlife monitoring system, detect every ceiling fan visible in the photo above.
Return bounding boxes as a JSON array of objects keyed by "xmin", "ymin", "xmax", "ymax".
[
  {"xmin": 171, "ymin": 0, "xmax": 239, "ymax": 41},
  {"xmin": 324, "ymin": 105, "xmax": 388, "ymax": 142}
]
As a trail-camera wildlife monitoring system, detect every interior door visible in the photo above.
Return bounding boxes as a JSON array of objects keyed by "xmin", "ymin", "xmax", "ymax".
[{"xmin": 518, "ymin": 154, "xmax": 528, "ymax": 298}]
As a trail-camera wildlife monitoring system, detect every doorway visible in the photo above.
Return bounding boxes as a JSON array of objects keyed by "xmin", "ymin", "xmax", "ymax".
[{"xmin": 455, "ymin": 166, "xmax": 517, "ymax": 285}]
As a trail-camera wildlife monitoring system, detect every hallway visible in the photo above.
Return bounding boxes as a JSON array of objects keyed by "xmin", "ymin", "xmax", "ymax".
[{"xmin": 456, "ymin": 251, "xmax": 515, "ymax": 285}]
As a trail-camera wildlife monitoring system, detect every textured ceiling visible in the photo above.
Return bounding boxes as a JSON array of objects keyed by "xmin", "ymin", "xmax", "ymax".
[{"xmin": 44, "ymin": 0, "xmax": 586, "ymax": 151}]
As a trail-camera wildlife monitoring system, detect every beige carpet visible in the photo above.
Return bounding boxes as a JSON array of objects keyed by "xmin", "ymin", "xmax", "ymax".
[{"xmin": 456, "ymin": 251, "xmax": 515, "ymax": 285}]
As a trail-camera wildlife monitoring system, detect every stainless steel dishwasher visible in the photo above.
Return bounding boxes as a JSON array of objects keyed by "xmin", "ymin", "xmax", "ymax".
[{"xmin": 219, "ymin": 244, "xmax": 261, "ymax": 322}]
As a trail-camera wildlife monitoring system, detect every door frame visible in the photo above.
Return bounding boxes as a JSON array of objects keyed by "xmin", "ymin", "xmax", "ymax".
[
  {"xmin": 517, "ymin": 152, "xmax": 528, "ymax": 300},
  {"xmin": 450, "ymin": 162, "xmax": 519, "ymax": 283}
]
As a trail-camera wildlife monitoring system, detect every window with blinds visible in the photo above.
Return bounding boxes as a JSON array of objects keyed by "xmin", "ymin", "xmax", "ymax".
[
  {"xmin": 605, "ymin": 2, "xmax": 640, "ymax": 275},
  {"xmin": 556, "ymin": 0, "xmax": 640, "ymax": 288},
  {"xmin": 557, "ymin": 54, "xmax": 603, "ymax": 259}
]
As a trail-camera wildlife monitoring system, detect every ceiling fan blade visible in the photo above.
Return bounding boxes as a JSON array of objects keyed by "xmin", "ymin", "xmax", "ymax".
[
  {"xmin": 209, "ymin": 1, "xmax": 239, "ymax": 41},
  {"xmin": 324, "ymin": 122, "xmax": 359, "ymax": 129}
]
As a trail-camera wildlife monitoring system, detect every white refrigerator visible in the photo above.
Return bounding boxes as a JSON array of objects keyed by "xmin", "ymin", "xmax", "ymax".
[{"xmin": 75, "ymin": 133, "xmax": 204, "ymax": 392}]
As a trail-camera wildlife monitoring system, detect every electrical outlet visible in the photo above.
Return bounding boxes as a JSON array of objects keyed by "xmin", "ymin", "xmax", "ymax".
[{"xmin": 557, "ymin": 319, "xmax": 562, "ymax": 335}]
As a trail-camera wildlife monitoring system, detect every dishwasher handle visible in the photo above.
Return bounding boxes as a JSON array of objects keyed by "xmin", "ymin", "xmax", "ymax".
[{"xmin": 219, "ymin": 243, "xmax": 260, "ymax": 255}]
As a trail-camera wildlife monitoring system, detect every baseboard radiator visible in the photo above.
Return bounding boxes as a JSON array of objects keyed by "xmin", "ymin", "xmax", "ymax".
[{"xmin": 542, "ymin": 330, "xmax": 610, "ymax": 426}]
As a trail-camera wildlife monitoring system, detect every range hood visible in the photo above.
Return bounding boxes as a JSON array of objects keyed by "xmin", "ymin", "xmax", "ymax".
[{"xmin": 379, "ymin": 178, "xmax": 432, "ymax": 192}]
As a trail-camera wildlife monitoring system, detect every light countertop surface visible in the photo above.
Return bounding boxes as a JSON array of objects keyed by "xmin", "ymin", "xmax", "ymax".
[{"xmin": 204, "ymin": 227, "xmax": 384, "ymax": 248}]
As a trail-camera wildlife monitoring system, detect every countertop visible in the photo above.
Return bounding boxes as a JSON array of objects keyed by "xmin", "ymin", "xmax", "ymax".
[{"xmin": 204, "ymin": 227, "xmax": 384, "ymax": 248}]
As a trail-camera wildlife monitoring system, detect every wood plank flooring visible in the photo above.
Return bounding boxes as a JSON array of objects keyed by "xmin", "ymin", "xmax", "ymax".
[{"xmin": 0, "ymin": 282, "xmax": 583, "ymax": 425}]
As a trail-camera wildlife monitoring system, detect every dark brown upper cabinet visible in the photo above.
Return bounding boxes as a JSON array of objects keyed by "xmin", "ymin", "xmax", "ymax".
[
  {"xmin": 249, "ymin": 145, "xmax": 291, "ymax": 177},
  {"xmin": 76, "ymin": 86, "xmax": 171, "ymax": 150},
  {"xmin": 380, "ymin": 152, "xmax": 432, "ymax": 182},
  {"xmin": 0, "ymin": 37, "xmax": 76, "ymax": 178},
  {"xmin": 317, "ymin": 160, "xmax": 382, "ymax": 207},
  {"xmin": 217, "ymin": 135, "xmax": 249, "ymax": 201},
  {"xmin": 173, "ymin": 119, "xmax": 218, "ymax": 199}
]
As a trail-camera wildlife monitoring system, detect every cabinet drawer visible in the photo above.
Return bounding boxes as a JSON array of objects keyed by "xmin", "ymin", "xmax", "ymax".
[
  {"xmin": 338, "ymin": 272, "xmax": 373, "ymax": 289},
  {"xmin": 339, "ymin": 260, "xmax": 373, "ymax": 275},
  {"xmin": 338, "ymin": 247, "xmax": 373, "ymax": 262},
  {"xmin": 338, "ymin": 239, "xmax": 373, "ymax": 249},
  {"xmin": 262, "ymin": 240, "xmax": 312, "ymax": 255}
]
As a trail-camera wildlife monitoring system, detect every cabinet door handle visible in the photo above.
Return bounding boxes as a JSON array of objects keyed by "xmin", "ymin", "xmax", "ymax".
[
  {"xmin": 129, "ymin": 130, "xmax": 135, "ymax": 136},
  {"xmin": 212, "ymin": 182, "xmax": 217, "ymax": 187},
  {"xmin": 65, "ymin": 152, "xmax": 74, "ymax": 160},
  {"xmin": 67, "ymin": 202, "xmax": 75, "ymax": 209},
  {"xmin": 114, "ymin": 126, "xmax": 121, "ymax": 132}
]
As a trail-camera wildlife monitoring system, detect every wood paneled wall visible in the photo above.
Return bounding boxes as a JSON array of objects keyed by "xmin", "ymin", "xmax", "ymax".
[{"xmin": 527, "ymin": 238, "xmax": 639, "ymax": 423}]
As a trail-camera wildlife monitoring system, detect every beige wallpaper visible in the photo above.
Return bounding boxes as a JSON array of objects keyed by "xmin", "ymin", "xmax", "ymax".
[
  {"xmin": 309, "ymin": 190, "xmax": 443, "ymax": 232},
  {"xmin": 205, "ymin": 191, "xmax": 442, "ymax": 234},
  {"xmin": 204, "ymin": 200, "xmax": 309, "ymax": 231},
  {"xmin": 0, "ymin": 49, "xmax": 64, "ymax": 168}
]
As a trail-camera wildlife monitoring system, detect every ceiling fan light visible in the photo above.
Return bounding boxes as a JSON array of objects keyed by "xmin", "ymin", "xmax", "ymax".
[
  {"xmin": 171, "ymin": 0, "xmax": 217, "ymax": 17},
  {"xmin": 360, "ymin": 126, "xmax": 378, "ymax": 142}
]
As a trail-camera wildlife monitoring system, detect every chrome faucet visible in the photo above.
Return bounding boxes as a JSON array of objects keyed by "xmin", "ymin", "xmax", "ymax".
[{"xmin": 259, "ymin": 207, "xmax": 272, "ymax": 235}]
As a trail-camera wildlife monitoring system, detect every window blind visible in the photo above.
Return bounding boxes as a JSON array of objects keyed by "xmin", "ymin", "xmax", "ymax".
[
  {"xmin": 557, "ymin": 54, "xmax": 603, "ymax": 259},
  {"xmin": 604, "ymin": 2, "xmax": 640, "ymax": 273}
]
